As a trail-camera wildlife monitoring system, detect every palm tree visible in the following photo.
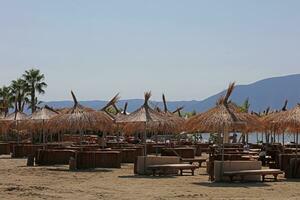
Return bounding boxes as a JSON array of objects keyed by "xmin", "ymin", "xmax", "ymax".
[
  {"xmin": 240, "ymin": 98, "xmax": 250, "ymax": 113},
  {"xmin": 23, "ymin": 68, "xmax": 47, "ymax": 113},
  {"xmin": 10, "ymin": 78, "xmax": 29, "ymax": 112},
  {"xmin": 0, "ymin": 85, "xmax": 14, "ymax": 116}
]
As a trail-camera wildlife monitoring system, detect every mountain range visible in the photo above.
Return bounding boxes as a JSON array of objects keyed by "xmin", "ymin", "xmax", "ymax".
[{"xmin": 42, "ymin": 74, "xmax": 300, "ymax": 114}]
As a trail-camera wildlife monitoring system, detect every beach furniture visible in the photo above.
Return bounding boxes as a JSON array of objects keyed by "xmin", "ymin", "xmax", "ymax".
[
  {"xmin": 0, "ymin": 143, "xmax": 10, "ymax": 155},
  {"xmin": 135, "ymin": 156, "xmax": 180, "ymax": 175},
  {"xmin": 214, "ymin": 160, "xmax": 262, "ymax": 182},
  {"xmin": 12, "ymin": 144, "xmax": 44, "ymax": 158},
  {"xmin": 113, "ymin": 148, "xmax": 143, "ymax": 163},
  {"xmin": 285, "ymin": 158, "xmax": 300, "ymax": 178},
  {"xmin": 148, "ymin": 164, "xmax": 199, "ymax": 176},
  {"xmin": 180, "ymin": 158, "xmax": 207, "ymax": 167},
  {"xmin": 75, "ymin": 151, "xmax": 121, "ymax": 169},
  {"xmin": 223, "ymin": 169, "xmax": 283, "ymax": 182},
  {"xmin": 36, "ymin": 149, "xmax": 76, "ymax": 165}
]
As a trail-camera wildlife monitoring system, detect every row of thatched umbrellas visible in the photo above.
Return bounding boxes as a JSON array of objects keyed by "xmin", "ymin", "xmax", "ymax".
[
  {"xmin": 0, "ymin": 91, "xmax": 184, "ymax": 147},
  {"xmin": 1, "ymin": 83, "xmax": 300, "ymax": 149}
]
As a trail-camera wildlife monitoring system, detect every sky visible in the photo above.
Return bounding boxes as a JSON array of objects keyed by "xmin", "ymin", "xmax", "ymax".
[{"xmin": 0, "ymin": 0, "xmax": 300, "ymax": 102}]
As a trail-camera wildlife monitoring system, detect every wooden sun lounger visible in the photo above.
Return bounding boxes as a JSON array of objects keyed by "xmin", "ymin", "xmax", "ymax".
[
  {"xmin": 223, "ymin": 169, "xmax": 284, "ymax": 182},
  {"xmin": 180, "ymin": 158, "xmax": 207, "ymax": 167},
  {"xmin": 147, "ymin": 164, "xmax": 199, "ymax": 176}
]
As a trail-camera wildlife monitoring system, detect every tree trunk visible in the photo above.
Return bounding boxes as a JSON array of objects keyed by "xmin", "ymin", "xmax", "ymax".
[{"xmin": 31, "ymin": 84, "xmax": 36, "ymax": 113}]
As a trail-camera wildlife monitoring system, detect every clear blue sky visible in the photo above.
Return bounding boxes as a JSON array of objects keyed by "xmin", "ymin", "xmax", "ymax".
[{"xmin": 0, "ymin": 0, "xmax": 300, "ymax": 101}]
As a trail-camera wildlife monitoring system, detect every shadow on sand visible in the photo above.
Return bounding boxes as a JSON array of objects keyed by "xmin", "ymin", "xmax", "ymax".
[
  {"xmin": 0, "ymin": 156, "xmax": 13, "ymax": 159},
  {"xmin": 119, "ymin": 175, "xmax": 176, "ymax": 179},
  {"xmin": 193, "ymin": 181, "xmax": 272, "ymax": 188},
  {"xmin": 282, "ymin": 178, "xmax": 300, "ymax": 183},
  {"xmin": 45, "ymin": 167, "xmax": 114, "ymax": 173}
]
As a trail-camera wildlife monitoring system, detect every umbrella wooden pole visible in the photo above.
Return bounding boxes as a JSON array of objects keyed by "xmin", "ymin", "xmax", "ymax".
[
  {"xmin": 117, "ymin": 124, "xmax": 120, "ymax": 147},
  {"xmin": 16, "ymin": 120, "xmax": 19, "ymax": 144},
  {"xmin": 102, "ymin": 132, "xmax": 107, "ymax": 149},
  {"xmin": 42, "ymin": 119, "xmax": 45, "ymax": 146},
  {"xmin": 296, "ymin": 131, "xmax": 298, "ymax": 159},
  {"xmin": 282, "ymin": 131, "xmax": 285, "ymax": 153},
  {"xmin": 220, "ymin": 126, "xmax": 225, "ymax": 182},
  {"xmin": 144, "ymin": 121, "xmax": 147, "ymax": 156},
  {"xmin": 80, "ymin": 129, "xmax": 83, "ymax": 145},
  {"xmin": 155, "ymin": 132, "xmax": 158, "ymax": 156},
  {"xmin": 144, "ymin": 121, "xmax": 147, "ymax": 175}
]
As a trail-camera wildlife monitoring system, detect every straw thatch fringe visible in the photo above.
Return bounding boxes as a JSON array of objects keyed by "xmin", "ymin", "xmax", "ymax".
[
  {"xmin": 162, "ymin": 94, "xmax": 168, "ymax": 112},
  {"xmin": 282, "ymin": 100, "xmax": 288, "ymax": 111},
  {"xmin": 144, "ymin": 92, "xmax": 151, "ymax": 106},
  {"xmin": 101, "ymin": 93, "xmax": 120, "ymax": 111}
]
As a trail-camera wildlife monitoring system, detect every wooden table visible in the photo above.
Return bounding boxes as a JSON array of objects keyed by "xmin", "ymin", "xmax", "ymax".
[
  {"xmin": 180, "ymin": 158, "xmax": 207, "ymax": 167},
  {"xmin": 148, "ymin": 164, "xmax": 199, "ymax": 176}
]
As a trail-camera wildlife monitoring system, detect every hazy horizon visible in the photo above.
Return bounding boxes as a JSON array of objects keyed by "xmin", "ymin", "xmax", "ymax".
[{"xmin": 1, "ymin": 1, "xmax": 300, "ymax": 101}]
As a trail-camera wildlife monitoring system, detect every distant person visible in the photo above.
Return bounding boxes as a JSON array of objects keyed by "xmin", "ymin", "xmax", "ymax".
[
  {"xmin": 232, "ymin": 133, "xmax": 237, "ymax": 143},
  {"xmin": 258, "ymin": 146, "xmax": 267, "ymax": 166},
  {"xmin": 243, "ymin": 143, "xmax": 250, "ymax": 151}
]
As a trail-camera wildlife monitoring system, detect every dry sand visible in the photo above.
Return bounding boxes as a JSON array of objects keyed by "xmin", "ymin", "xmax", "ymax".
[{"xmin": 0, "ymin": 155, "xmax": 300, "ymax": 200}]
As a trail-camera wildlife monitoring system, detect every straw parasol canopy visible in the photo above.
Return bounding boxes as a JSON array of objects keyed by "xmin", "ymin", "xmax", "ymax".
[
  {"xmin": 1, "ymin": 110, "xmax": 28, "ymax": 142},
  {"xmin": 99, "ymin": 93, "xmax": 121, "ymax": 120},
  {"xmin": 260, "ymin": 100, "xmax": 289, "ymax": 132},
  {"xmin": 28, "ymin": 105, "xmax": 59, "ymax": 121},
  {"xmin": 270, "ymin": 104, "xmax": 300, "ymax": 132},
  {"xmin": 267, "ymin": 103, "xmax": 300, "ymax": 158},
  {"xmin": 47, "ymin": 91, "xmax": 114, "ymax": 138},
  {"xmin": 227, "ymin": 102, "xmax": 262, "ymax": 132},
  {"xmin": 185, "ymin": 113, "xmax": 203, "ymax": 133},
  {"xmin": 116, "ymin": 92, "xmax": 182, "ymax": 135},
  {"xmin": 185, "ymin": 83, "xmax": 247, "ymax": 135},
  {"xmin": 24, "ymin": 105, "xmax": 59, "ymax": 143},
  {"xmin": 3, "ymin": 111, "xmax": 28, "ymax": 121}
]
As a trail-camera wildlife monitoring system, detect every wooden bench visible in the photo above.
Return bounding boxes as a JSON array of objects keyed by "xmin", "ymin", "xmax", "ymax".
[
  {"xmin": 180, "ymin": 158, "xmax": 206, "ymax": 167},
  {"xmin": 148, "ymin": 164, "xmax": 199, "ymax": 176},
  {"xmin": 223, "ymin": 169, "xmax": 284, "ymax": 182}
]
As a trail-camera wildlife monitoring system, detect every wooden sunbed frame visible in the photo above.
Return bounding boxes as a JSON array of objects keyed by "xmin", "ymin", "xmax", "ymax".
[
  {"xmin": 147, "ymin": 164, "xmax": 199, "ymax": 176},
  {"xmin": 223, "ymin": 169, "xmax": 284, "ymax": 182}
]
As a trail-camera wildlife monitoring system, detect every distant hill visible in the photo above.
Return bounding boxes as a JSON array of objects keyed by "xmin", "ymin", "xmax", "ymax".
[{"xmin": 41, "ymin": 74, "xmax": 300, "ymax": 113}]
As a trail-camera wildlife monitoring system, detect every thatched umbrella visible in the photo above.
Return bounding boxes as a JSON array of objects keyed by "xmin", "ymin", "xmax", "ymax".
[
  {"xmin": 116, "ymin": 92, "xmax": 182, "ymax": 173},
  {"xmin": 260, "ymin": 100, "xmax": 289, "ymax": 144},
  {"xmin": 102, "ymin": 101, "xmax": 130, "ymax": 145},
  {"xmin": 184, "ymin": 83, "xmax": 251, "ymax": 181},
  {"xmin": 47, "ymin": 91, "xmax": 114, "ymax": 144},
  {"xmin": 2, "ymin": 110, "xmax": 28, "ymax": 143},
  {"xmin": 185, "ymin": 91, "xmax": 261, "ymax": 141},
  {"xmin": 116, "ymin": 92, "xmax": 181, "ymax": 155},
  {"xmin": 160, "ymin": 94, "xmax": 185, "ymax": 142},
  {"xmin": 27, "ymin": 105, "xmax": 59, "ymax": 143},
  {"xmin": 98, "ymin": 93, "xmax": 121, "ymax": 147},
  {"xmin": 185, "ymin": 83, "xmax": 248, "ymax": 142},
  {"xmin": 268, "ymin": 104, "xmax": 300, "ymax": 156}
]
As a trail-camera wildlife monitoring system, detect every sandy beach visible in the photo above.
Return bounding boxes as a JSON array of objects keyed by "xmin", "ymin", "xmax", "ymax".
[{"xmin": 0, "ymin": 155, "xmax": 299, "ymax": 200}]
